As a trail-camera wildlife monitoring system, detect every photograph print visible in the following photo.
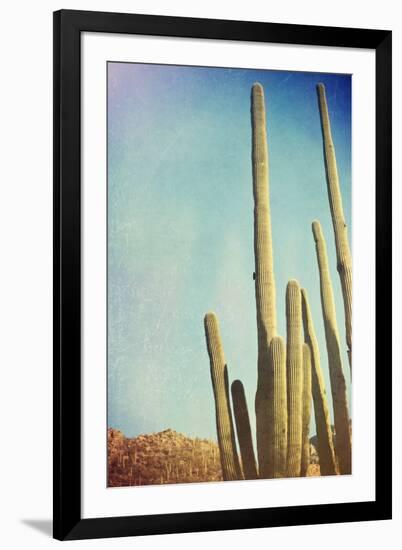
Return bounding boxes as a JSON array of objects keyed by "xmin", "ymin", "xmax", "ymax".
[{"xmin": 107, "ymin": 61, "xmax": 352, "ymax": 488}]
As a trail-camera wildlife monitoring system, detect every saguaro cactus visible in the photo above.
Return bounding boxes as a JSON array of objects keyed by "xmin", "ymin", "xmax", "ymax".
[
  {"xmin": 231, "ymin": 380, "xmax": 258, "ymax": 480},
  {"xmin": 265, "ymin": 336, "xmax": 288, "ymax": 478},
  {"xmin": 251, "ymin": 82, "xmax": 278, "ymax": 474},
  {"xmin": 204, "ymin": 83, "xmax": 353, "ymax": 482},
  {"xmin": 285, "ymin": 280, "xmax": 304, "ymax": 478},
  {"xmin": 312, "ymin": 221, "xmax": 351, "ymax": 475},
  {"xmin": 317, "ymin": 83, "xmax": 352, "ymax": 370},
  {"xmin": 301, "ymin": 288, "xmax": 337, "ymax": 476},
  {"xmin": 204, "ymin": 312, "xmax": 242, "ymax": 481},
  {"xmin": 300, "ymin": 343, "xmax": 312, "ymax": 477},
  {"xmin": 251, "ymin": 82, "xmax": 277, "ymax": 346}
]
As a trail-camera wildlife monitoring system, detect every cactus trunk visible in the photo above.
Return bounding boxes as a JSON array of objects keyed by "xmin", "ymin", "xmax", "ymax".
[
  {"xmin": 301, "ymin": 288, "xmax": 338, "ymax": 476},
  {"xmin": 312, "ymin": 221, "xmax": 351, "ymax": 475},
  {"xmin": 285, "ymin": 280, "xmax": 303, "ymax": 478},
  {"xmin": 317, "ymin": 83, "xmax": 352, "ymax": 371},
  {"xmin": 252, "ymin": 82, "xmax": 277, "ymax": 347},
  {"xmin": 251, "ymin": 82, "xmax": 278, "ymax": 474},
  {"xmin": 204, "ymin": 312, "xmax": 242, "ymax": 481},
  {"xmin": 265, "ymin": 336, "xmax": 288, "ymax": 478},
  {"xmin": 300, "ymin": 343, "xmax": 312, "ymax": 477},
  {"xmin": 231, "ymin": 380, "xmax": 259, "ymax": 480}
]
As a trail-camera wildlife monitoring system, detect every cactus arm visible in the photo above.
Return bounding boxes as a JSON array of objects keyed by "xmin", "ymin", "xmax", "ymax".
[
  {"xmin": 317, "ymin": 83, "xmax": 352, "ymax": 370},
  {"xmin": 204, "ymin": 312, "xmax": 243, "ymax": 481},
  {"xmin": 251, "ymin": 82, "xmax": 278, "ymax": 474},
  {"xmin": 312, "ymin": 221, "xmax": 352, "ymax": 474},
  {"xmin": 251, "ymin": 82, "xmax": 277, "ymax": 347},
  {"xmin": 265, "ymin": 336, "xmax": 288, "ymax": 478},
  {"xmin": 231, "ymin": 380, "xmax": 259, "ymax": 480},
  {"xmin": 301, "ymin": 288, "xmax": 338, "ymax": 476},
  {"xmin": 285, "ymin": 280, "xmax": 304, "ymax": 477},
  {"xmin": 300, "ymin": 343, "xmax": 312, "ymax": 477}
]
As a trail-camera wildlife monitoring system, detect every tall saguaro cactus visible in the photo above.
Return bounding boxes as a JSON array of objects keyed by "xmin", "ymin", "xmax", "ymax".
[
  {"xmin": 301, "ymin": 288, "xmax": 337, "ymax": 476},
  {"xmin": 251, "ymin": 82, "xmax": 278, "ymax": 474},
  {"xmin": 265, "ymin": 336, "xmax": 288, "ymax": 478},
  {"xmin": 285, "ymin": 280, "xmax": 304, "ymax": 478},
  {"xmin": 204, "ymin": 83, "xmax": 353, "ymax": 484},
  {"xmin": 231, "ymin": 380, "xmax": 258, "ymax": 480},
  {"xmin": 312, "ymin": 221, "xmax": 351, "ymax": 475},
  {"xmin": 317, "ymin": 83, "xmax": 352, "ymax": 370},
  {"xmin": 204, "ymin": 312, "xmax": 242, "ymax": 481},
  {"xmin": 300, "ymin": 343, "xmax": 312, "ymax": 477}
]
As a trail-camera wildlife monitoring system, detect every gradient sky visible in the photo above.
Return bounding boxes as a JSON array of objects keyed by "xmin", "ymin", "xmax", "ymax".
[{"xmin": 107, "ymin": 62, "xmax": 351, "ymax": 444}]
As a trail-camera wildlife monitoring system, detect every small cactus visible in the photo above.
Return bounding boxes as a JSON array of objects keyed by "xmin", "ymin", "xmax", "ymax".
[
  {"xmin": 300, "ymin": 343, "xmax": 312, "ymax": 477},
  {"xmin": 301, "ymin": 288, "xmax": 337, "ymax": 475},
  {"xmin": 312, "ymin": 221, "xmax": 351, "ymax": 474},
  {"xmin": 231, "ymin": 380, "xmax": 258, "ymax": 480},
  {"xmin": 204, "ymin": 312, "xmax": 242, "ymax": 481},
  {"xmin": 285, "ymin": 280, "xmax": 304, "ymax": 478},
  {"xmin": 266, "ymin": 336, "xmax": 288, "ymax": 478}
]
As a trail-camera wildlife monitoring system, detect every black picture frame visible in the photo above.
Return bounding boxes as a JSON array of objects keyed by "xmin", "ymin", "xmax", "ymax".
[{"xmin": 53, "ymin": 9, "xmax": 392, "ymax": 541}]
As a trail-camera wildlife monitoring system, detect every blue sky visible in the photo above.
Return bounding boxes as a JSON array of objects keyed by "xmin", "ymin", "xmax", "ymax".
[{"xmin": 107, "ymin": 62, "xmax": 351, "ymax": 443}]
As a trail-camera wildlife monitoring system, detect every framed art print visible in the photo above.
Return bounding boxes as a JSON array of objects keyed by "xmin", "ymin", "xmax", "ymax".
[{"xmin": 53, "ymin": 10, "xmax": 392, "ymax": 540}]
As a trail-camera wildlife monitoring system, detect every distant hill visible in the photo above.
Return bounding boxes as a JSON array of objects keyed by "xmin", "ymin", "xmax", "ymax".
[
  {"xmin": 108, "ymin": 427, "xmax": 322, "ymax": 487},
  {"xmin": 108, "ymin": 428, "xmax": 223, "ymax": 487}
]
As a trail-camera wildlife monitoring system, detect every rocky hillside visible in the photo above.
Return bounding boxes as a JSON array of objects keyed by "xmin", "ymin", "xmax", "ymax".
[
  {"xmin": 108, "ymin": 428, "xmax": 321, "ymax": 487},
  {"xmin": 108, "ymin": 428, "xmax": 223, "ymax": 487}
]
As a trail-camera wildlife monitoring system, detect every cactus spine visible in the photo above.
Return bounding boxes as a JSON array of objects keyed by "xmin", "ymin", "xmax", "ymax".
[
  {"xmin": 300, "ymin": 343, "xmax": 312, "ymax": 477},
  {"xmin": 204, "ymin": 312, "xmax": 242, "ymax": 480},
  {"xmin": 251, "ymin": 82, "xmax": 278, "ymax": 475},
  {"xmin": 317, "ymin": 83, "xmax": 352, "ymax": 370},
  {"xmin": 285, "ymin": 280, "xmax": 303, "ymax": 478},
  {"xmin": 312, "ymin": 221, "xmax": 351, "ymax": 474},
  {"xmin": 266, "ymin": 336, "xmax": 288, "ymax": 478},
  {"xmin": 301, "ymin": 288, "xmax": 337, "ymax": 476},
  {"xmin": 231, "ymin": 380, "xmax": 258, "ymax": 480}
]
